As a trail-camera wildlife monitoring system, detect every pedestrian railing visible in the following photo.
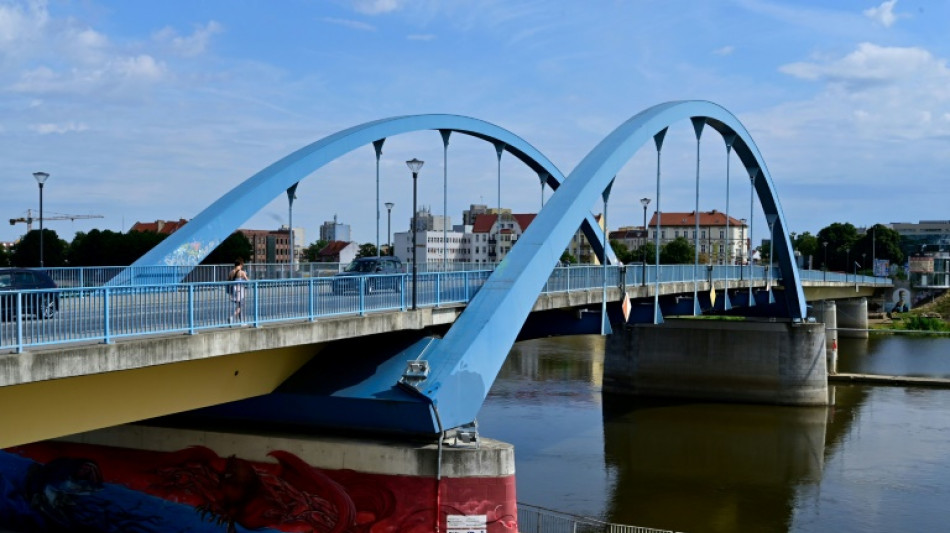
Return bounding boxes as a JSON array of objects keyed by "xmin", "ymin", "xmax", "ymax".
[
  {"xmin": 517, "ymin": 503, "xmax": 683, "ymax": 533},
  {"xmin": 0, "ymin": 265, "xmax": 890, "ymax": 353}
]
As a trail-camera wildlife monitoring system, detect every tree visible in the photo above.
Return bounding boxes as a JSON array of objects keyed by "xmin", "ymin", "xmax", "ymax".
[
  {"xmin": 11, "ymin": 229, "xmax": 68, "ymax": 267},
  {"xmin": 790, "ymin": 231, "xmax": 819, "ymax": 267},
  {"xmin": 633, "ymin": 241, "xmax": 657, "ymax": 264},
  {"xmin": 559, "ymin": 251, "xmax": 577, "ymax": 264},
  {"xmin": 0, "ymin": 246, "xmax": 9, "ymax": 267},
  {"xmin": 609, "ymin": 240, "xmax": 635, "ymax": 264},
  {"xmin": 356, "ymin": 243, "xmax": 377, "ymax": 258},
  {"xmin": 203, "ymin": 232, "xmax": 253, "ymax": 265},
  {"xmin": 305, "ymin": 239, "xmax": 329, "ymax": 262},
  {"xmin": 856, "ymin": 224, "xmax": 903, "ymax": 268},
  {"xmin": 817, "ymin": 222, "xmax": 859, "ymax": 271},
  {"xmin": 660, "ymin": 237, "xmax": 694, "ymax": 264}
]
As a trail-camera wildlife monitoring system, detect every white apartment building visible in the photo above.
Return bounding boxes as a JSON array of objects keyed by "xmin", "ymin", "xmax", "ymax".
[
  {"xmin": 647, "ymin": 210, "xmax": 749, "ymax": 263},
  {"xmin": 470, "ymin": 212, "xmax": 537, "ymax": 264}
]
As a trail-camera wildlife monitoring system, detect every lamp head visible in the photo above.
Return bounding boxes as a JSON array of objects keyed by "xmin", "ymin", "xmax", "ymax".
[
  {"xmin": 385, "ymin": 202, "xmax": 394, "ymax": 210},
  {"xmin": 640, "ymin": 197, "xmax": 651, "ymax": 208},
  {"xmin": 406, "ymin": 158, "xmax": 424, "ymax": 174},
  {"xmin": 33, "ymin": 171, "xmax": 50, "ymax": 185}
]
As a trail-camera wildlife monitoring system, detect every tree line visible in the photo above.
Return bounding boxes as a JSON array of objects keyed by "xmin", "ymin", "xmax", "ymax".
[{"xmin": 0, "ymin": 228, "xmax": 253, "ymax": 268}]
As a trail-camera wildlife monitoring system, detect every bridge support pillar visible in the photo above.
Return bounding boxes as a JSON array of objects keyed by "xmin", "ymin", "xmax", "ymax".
[
  {"xmin": 604, "ymin": 319, "xmax": 829, "ymax": 405},
  {"xmin": 812, "ymin": 301, "xmax": 838, "ymax": 375},
  {"xmin": 836, "ymin": 297, "xmax": 869, "ymax": 339}
]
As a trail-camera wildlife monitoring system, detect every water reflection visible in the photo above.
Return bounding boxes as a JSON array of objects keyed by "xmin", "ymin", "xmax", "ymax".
[
  {"xmin": 482, "ymin": 334, "xmax": 950, "ymax": 532},
  {"xmin": 838, "ymin": 335, "xmax": 950, "ymax": 378},
  {"xmin": 601, "ymin": 396, "xmax": 827, "ymax": 532}
]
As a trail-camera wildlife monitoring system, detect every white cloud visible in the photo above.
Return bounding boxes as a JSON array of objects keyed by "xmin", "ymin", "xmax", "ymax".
[
  {"xmin": 153, "ymin": 21, "xmax": 222, "ymax": 57},
  {"xmin": 864, "ymin": 0, "xmax": 900, "ymax": 28},
  {"xmin": 29, "ymin": 121, "xmax": 89, "ymax": 135},
  {"xmin": 713, "ymin": 45, "xmax": 735, "ymax": 56},
  {"xmin": 321, "ymin": 17, "xmax": 376, "ymax": 31},
  {"xmin": 351, "ymin": 0, "xmax": 401, "ymax": 15},
  {"xmin": 779, "ymin": 43, "xmax": 944, "ymax": 90}
]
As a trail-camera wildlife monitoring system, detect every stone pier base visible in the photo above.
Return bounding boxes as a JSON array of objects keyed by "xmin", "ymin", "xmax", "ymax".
[
  {"xmin": 604, "ymin": 319, "xmax": 829, "ymax": 406},
  {"xmin": 4, "ymin": 425, "xmax": 517, "ymax": 532}
]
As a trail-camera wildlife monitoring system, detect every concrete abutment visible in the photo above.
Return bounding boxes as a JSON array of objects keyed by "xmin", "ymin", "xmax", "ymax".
[{"xmin": 604, "ymin": 319, "xmax": 829, "ymax": 406}]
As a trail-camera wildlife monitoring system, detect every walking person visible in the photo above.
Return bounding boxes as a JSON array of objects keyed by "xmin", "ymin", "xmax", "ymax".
[{"xmin": 228, "ymin": 258, "xmax": 249, "ymax": 325}]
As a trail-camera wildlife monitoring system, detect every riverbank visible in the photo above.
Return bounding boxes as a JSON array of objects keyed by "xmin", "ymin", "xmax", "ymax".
[{"xmin": 830, "ymin": 372, "xmax": 950, "ymax": 388}]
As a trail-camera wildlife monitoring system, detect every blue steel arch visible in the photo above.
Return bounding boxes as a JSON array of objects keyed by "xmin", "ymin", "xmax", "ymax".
[
  {"xmin": 402, "ymin": 100, "xmax": 807, "ymax": 432},
  {"xmin": 123, "ymin": 114, "xmax": 614, "ymax": 275}
]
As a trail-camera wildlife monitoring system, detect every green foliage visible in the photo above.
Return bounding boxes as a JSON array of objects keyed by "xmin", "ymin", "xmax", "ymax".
[
  {"xmin": 11, "ymin": 229, "xmax": 68, "ymax": 267},
  {"xmin": 896, "ymin": 315, "xmax": 950, "ymax": 332},
  {"xmin": 791, "ymin": 231, "xmax": 819, "ymax": 264},
  {"xmin": 0, "ymin": 247, "xmax": 9, "ymax": 267},
  {"xmin": 356, "ymin": 243, "xmax": 378, "ymax": 258},
  {"xmin": 560, "ymin": 251, "xmax": 577, "ymax": 264},
  {"xmin": 660, "ymin": 237, "xmax": 694, "ymax": 264},
  {"xmin": 202, "ymin": 232, "xmax": 252, "ymax": 265},
  {"xmin": 634, "ymin": 241, "xmax": 657, "ymax": 263},
  {"xmin": 817, "ymin": 222, "xmax": 859, "ymax": 272},
  {"xmin": 305, "ymin": 239, "xmax": 329, "ymax": 262},
  {"xmin": 610, "ymin": 240, "xmax": 634, "ymax": 264},
  {"xmin": 67, "ymin": 229, "xmax": 167, "ymax": 266}
]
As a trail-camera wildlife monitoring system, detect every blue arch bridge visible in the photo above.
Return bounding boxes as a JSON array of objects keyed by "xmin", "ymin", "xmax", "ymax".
[{"xmin": 0, "ymin": 101, "xmax": 890, "ymax": 449}]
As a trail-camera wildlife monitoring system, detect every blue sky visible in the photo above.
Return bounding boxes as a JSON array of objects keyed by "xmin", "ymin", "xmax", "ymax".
[{"xmin": 2, "ymin": 0, "xmax": 948, "ymax": 249}]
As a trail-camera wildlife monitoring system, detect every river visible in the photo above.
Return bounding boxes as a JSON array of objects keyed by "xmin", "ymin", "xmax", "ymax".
[{"xmin": 478, "ymin": 334, "xmax": 950, "ymax": 532}]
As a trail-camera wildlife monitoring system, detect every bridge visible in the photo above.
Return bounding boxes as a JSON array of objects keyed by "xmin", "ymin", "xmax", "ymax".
[{"xmin": 0, "ymin": 101, "xmax": 893, "ymax": 449}]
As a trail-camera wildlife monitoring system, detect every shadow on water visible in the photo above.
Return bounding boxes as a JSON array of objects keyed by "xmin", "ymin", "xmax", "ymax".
[{"xmin": 601, "ymin": 394, "xmax": 829, "ymax": 532}]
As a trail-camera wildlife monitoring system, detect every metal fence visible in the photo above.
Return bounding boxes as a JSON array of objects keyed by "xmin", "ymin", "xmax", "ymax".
[
  {"xmin": 517, "ymin": 503, "xmax": 683, "ymax": 533},
  {"xmin": 0, "ymin": 264, "xmax": 891, "ymax": 353}
]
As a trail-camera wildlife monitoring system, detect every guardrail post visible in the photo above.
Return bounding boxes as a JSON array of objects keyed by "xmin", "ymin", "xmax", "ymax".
[
  {"xmin": 188, "ymin": 285, "xmax": 196, "ymax": 335},
  {"xmin": 464, "ymin": 271, "xmax": 470, "ymax": 302},
  {"xmin": 308, "ymin": 278, "xmax": 316, "ymax": 321},
  {"xmin": 15, "ymin": 292, "xmax": 23, "ymax": 353},
  {"xmin": 104, "ymin": 287, "xmax": 112, "ymax": 344},
  {"xmin": 252, "ymin": 282, "xmax": 259, "ymax": 327},
  {"xmin": 401, "ymin": 275, "xmax": 407, "ymax": 311},
  {"xmin": 359, "ymin": 277, "xmax": 366, "ymax": 316},
  {"xmin": 435, "ymin": 274, "xmax": 441, "ymax": 308}
]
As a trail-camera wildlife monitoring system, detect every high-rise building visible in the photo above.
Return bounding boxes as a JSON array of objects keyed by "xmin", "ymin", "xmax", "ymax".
[{"xmin": 320, "ymin": 215, "xmax": 351, "ymax": 242}]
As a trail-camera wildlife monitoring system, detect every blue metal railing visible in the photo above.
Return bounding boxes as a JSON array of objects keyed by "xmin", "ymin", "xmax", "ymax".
[{"xmin": 0, "ymin": 265, "xmax": 890, "ymax": 353}]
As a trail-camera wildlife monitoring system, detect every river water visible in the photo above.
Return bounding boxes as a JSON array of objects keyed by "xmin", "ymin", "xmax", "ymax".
[{"xmin": 479, "ymin": 334, "xmax": 950, "ymax": 532}]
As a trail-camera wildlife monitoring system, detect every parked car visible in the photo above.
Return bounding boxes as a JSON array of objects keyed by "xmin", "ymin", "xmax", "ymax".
[
  {"xmin": 332, "ymin": 257, "xmax": 403, "ymax": 294},
  {"xmin": 0, "ymin": 268, "xmax": 60, "ymax": 320}
]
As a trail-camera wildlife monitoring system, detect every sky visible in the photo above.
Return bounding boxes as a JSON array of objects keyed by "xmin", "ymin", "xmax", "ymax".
[{"xmin": 2, "ymin": 0, "xmax": 948, "ymax": 250}]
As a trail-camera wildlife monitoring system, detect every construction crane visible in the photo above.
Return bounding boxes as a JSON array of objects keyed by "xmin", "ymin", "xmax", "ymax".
[{"xmin": 10, "ymin": 209, "xmax": 104, "ymax": 232}]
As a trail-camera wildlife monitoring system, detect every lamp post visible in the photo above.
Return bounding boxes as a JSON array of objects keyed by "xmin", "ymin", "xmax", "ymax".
[
  {"xmin": 640, "ymin": 197, "xmax": 651, "ymax": 286},
  {"xmin": 739, "ymin": 218, "xmax": 746, "ymax": 280},
  {"xmin": 846, "ymin": 248, "xmax": 850, "ymax": 282},
  {"xmin": 823, "ymin": 241, "xmax": 828, "ymax": 281},
  {"xmin": 385, "ymin": 202, "xmax": 394, "ymax": 256},
  {"xmin": 286, "ymin": 183, "xmax": 298, "ymax": 270},
  {"xmin": 406, "ymin": 158, "xmax": 424, "ymax": 310},
  {"xmin": 33, "ymin": 172, "xmax": 49, "ymax": 268}
]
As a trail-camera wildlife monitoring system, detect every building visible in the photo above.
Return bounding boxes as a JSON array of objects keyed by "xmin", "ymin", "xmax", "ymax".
[
  {"xmin": 130, "ymin": 219, "xmax": 189, "ymax": 235},
  {"xmin": 239, "ymin": 228, "xmax": 293, "ymax": 264},
  {"xmin": 316, "ymin": 240, "xmax": 359, "ymax": 264},
  {"xmin": 647, "ymin": 210, "xmax": 748, "ymax": 264},
  {"xmin": 609, "ymin": 226, "xmax": 649, "ymax": 252},
  {"xmin": 470, "ymin": 212, "xmax": 536, "ymax": 264},
  {"xmin": 891, "ymin": 220, "xmax": 950, "ymax": 288},
  {"xmin": 392, "ymin": 208, "xmax": 472, "ymax": 265},
  {"xmin": 320, "ymin": 215, "xmax": 351, "ymax": 243}
]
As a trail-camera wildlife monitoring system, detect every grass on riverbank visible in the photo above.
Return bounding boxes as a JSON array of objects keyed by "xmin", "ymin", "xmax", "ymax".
[{"xmin": 874, "ymin": 290, "xmax": 950, "ymax": 333}]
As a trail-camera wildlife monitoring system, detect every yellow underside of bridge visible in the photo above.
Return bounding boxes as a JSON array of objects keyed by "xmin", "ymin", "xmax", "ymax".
[{"xmin": 0, "ymin": 345, "xmax": 318, "ymax": 449}]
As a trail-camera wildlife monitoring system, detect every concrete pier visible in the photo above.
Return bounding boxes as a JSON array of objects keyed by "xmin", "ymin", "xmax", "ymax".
[
  {"xmin": 812, "ymin": 300, "xmax": 838, "ymax": 374},
  {"xmin": 836, "ymin": 298, "xmax": 869, "ymax": 339},
  {"xmin": 604, "ymin": 319, "xmax": 829, "ymax": 406}
]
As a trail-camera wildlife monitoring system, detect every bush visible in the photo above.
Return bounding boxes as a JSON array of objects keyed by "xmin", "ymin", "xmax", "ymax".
[{"xmin": 898, "ymin": 315, "xmax": 950, "ymax": 332}]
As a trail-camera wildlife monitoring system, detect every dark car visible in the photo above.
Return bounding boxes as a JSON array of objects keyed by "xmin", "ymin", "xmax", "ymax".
[
  {"xmin": 332, "ymin": 257, "xmax": 404, "ymax": 294},
  {"xmin": 0, "ymin": 268, "xmax": 60, "ymax": 320}
]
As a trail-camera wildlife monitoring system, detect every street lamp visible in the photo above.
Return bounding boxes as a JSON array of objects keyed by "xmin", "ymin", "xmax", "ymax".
[
  {"xmin": 846, "ymin": 248, "xmax": 850, "ymax": 282},
  {"xmin": 406, "ymin": 158, "xmax": 424, "ymax": 310},
  {"xmin": 286, "ymin": 183, "xmax": 298, "ymax": 271},
  {"xmin": 385, "ymin": 202, "xmax": 394, "ymax": 256},
  {"xmin": 33, "ymin": 172, "xmax": 49, "ymax": 268},
  {"xmin": 640, "ymin": 197, "xmax": 651, "ymax": 286},
  {"xmin": 823, "ymin": 241, "xmax": 828, "ymax": 281}
]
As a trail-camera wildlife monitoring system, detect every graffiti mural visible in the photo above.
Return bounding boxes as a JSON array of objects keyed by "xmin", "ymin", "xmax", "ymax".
[{"xmin": 0, "ymin": 441, "xmax": 516, "ymax": 533}]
